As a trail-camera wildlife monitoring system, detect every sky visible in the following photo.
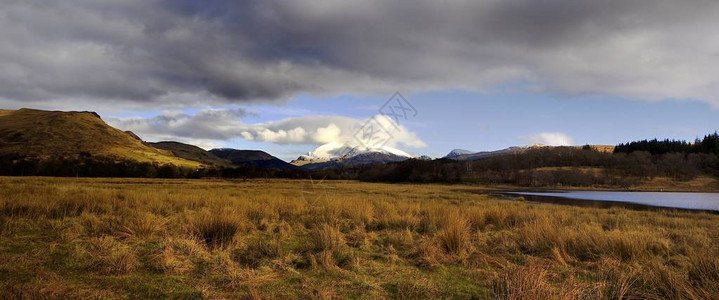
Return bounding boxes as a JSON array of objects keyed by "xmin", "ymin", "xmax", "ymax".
[{"xmin": 1, "ymin": 0, "xmax": 718, "ymax": 161}]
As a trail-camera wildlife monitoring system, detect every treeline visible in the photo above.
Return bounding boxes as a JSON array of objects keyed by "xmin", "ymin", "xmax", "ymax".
[
  {"xmin": 0, "ymin": 155, "xmax": 310, "ymax": 179},
  {"xmin": 0, "ymin": 155, "xmax": 192, "ymax": 178},
  {"xmin": 615, "ymin": 132, "xmax": 719, "ymax": 155},
  {"xmin": 355, "ymin": 146, "xmax": 719, "ymax": 187}
]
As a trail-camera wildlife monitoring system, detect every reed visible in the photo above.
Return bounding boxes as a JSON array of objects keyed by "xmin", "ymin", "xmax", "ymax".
[{"xmin": 0, "ymin": 177, "xmax": 717, "ymax": 299}]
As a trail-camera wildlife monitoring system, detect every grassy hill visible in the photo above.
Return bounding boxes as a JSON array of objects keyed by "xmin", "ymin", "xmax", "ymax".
[
  {"xmin": 149, "ymin": 142, "xmax": 233, "ymax": 167},
  {"xmin": 0, "ymin": 108, "xmax": 200, "ymax": 168},
  {"xmin": 209, "ymin": 149, "xmax": 297, "ymax": 170}
]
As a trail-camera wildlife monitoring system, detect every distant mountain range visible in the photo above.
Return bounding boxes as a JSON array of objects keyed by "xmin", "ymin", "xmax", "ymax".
[
  {"xmin": 0, "ymin": 108, "xmax": 616, "ymax": 174},
  {"xmin": 444, "ymin": 145, "xmax": 545, "ymax": 161},
  {"xmin": 441, "ymin": 144, "xmax": 615, "ymax": 161}
]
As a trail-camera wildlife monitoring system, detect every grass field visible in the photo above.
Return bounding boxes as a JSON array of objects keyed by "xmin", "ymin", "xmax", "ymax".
[{"xmin": 1, "ymin": 177, "xmax": 718, "ymax": 299}]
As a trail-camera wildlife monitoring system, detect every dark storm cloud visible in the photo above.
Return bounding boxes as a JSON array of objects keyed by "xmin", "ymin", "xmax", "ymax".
[{"xmin": 2, "ymin": 0, "xmax": 719, "ymax": 106}]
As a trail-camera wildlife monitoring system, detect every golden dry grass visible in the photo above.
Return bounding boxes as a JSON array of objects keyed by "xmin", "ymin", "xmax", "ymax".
[{"xmin": 0, "ymin": 177, "xmax": 718, "ymax": 299}]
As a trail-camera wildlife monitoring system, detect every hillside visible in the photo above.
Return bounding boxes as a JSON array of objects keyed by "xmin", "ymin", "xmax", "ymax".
[
  {"xmin": 574, "ymin": 145, "xmax": 615, "ymax": 153},
  {"xmin": 451, "ymin": 145, "xmax": 545, "ymax": 161},
  {"xmin": 209, "ymin": 149, "xmax": 297, "ymax": 170},
  {"xmin": 444, "ymin": 145, "xmax": 615, "ymax": 161},
  {"xmin": 148, "ymin": 142, "xmax": 232, "ymax": 167},
  {"xmin": 0, "ymin": 108, "xmax": 200, "ymax": 168}
]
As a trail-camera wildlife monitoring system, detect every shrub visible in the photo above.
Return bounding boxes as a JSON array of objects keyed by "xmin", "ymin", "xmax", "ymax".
[
  {"xmin": 345, "ymin": 227, "xmax": 369, "ymax": 248},
  {"xmin": 392, "ymin": 277, "xmax": 438, "ymax": 299},
  {"xmin": 233, "ymin": 237, "xmax": 283, "ymax": 268},
  {"xmin": 192, "ymin": 213, "xmax": 242, "ymax": 249},
  {"xmin": 687, "ymin": 253, "xmax": 719, "ymax": 297},
  {"xmin": 491, "ymin": 264, "xmax": 559, "ymax": 300},
  {"xmin": 312, "ymin": 250, "xmax": 336, "ymax": 269},
  {"xmin": 384, "ymin": 228, "xmax": 414, "ymax": 252},
  {"xmin": 411, "ymin": 237, "xmax": 444, "ymax": 268},
  {"xmin": 85, "ymin": 236, "xmax": 137, "ymax": 275},
  {"xmin": 121, "ymin": 212, "xmax": 166, "ymax": 238},
  {"xmin": 436, "ymin": 211, "xmax": 472, "ymax": 255},
  {"xmin": 310, "ymin": 224, "xmax": 345, "ymax": 252},
  {"xmin": 636, "ymin": 262, "xmax": 695, "ymax": 299},
  {"xmin": 0, "ymin": 216, "xmax": 9, "ymax": 236},
  {"xmin": 419, "ymin": 205, "xmax": 446, "ymax": 233},
  {"xmin": 591, "ymin": 258, "xmax": 636, "ymax": 299},
  {"xmin": 152, "ymin": 237, "xmax": 208, "ymax": 274}
]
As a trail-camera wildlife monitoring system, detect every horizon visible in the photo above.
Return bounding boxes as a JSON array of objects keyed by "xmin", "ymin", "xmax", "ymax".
[
  {"xmin": 4, "ymin": 105, "xmax": 717, "ymax": 163},
  {"xmin": 1, "ymin": 1, "xmax": 718, "ymax": 161}
]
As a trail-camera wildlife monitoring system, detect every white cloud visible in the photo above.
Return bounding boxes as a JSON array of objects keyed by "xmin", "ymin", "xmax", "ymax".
[
  {"xmin": 522, "ymin": 132, "xmax": 574, "ymax": 146},
  {"xmin": 312, "ymin": 124, "xmax": 342, "ymax": 144},
  {"xmin": 106, "ymin": 108, "xmax": 427, "ymax": 150}
]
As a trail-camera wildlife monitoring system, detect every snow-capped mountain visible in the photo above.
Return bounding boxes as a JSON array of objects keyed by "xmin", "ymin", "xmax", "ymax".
[
  {"xmin": 291, "ymin": 142, "xmax": 413, "ymax": 169},
  {"xmin": 444, "ymin": 149, "xmax": 473, "ymax": 158}
]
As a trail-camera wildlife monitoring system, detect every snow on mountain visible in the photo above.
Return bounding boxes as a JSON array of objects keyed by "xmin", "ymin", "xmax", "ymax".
[
  {"xmin": 299, "ymin": 142, "xmax": 411, "ymax": 160},
  {"xmin": 291, "ymin": 142, "xmax": 413, "ymax": 168},
  {"xmin": 444, "ymin": 149, "xmax": 473, "ymax": 158}
]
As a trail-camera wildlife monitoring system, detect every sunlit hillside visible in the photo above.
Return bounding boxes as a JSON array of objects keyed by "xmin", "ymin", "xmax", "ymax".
[{"xmin": 0, "ymin": 109, "xmax": 200, "ymax": 168}]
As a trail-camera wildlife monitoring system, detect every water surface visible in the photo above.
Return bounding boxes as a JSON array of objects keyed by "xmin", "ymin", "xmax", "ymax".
[{"xmin": 501, "ymin": 191, "xmax": 719, "ymax": 212}]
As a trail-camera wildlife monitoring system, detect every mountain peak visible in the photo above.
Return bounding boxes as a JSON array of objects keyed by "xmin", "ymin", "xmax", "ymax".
[
  {"xmin": 295, "ymin": 142, "xmax": 412, "ymax": 160},
  {"xmin": 291, "ymin": 142, "xmax": 413, "ymax": 168},
  {"xmin": 444, "ymin": 149, "xmax": 473, "ymax": 158}
]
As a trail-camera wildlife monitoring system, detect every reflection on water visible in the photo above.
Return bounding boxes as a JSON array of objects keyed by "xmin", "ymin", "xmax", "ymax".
[{"xmin": 498, "ymin": 191, "xmax": 719, "ymax": 212}]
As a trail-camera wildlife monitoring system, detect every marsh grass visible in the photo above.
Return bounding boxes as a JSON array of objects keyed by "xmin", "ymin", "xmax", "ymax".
[
  {"xmin": 491, "ymin": 264, "xmax": 562, "ymax": 300},
  {"xmin": 436, "ymin": 210, "xmax": 472, "ymax": 255},
  {"xmin": 310, "ymin": 223, "xmax": 345, "ymax": 252},
  {"xmin": 0, "ymin": 177, "xmax": 717, "ymax": 299},
  {"xmin": 85, "ymin": 236, "xmax": 137, "ymax": 275},
  {"xmin": 233, "ymin": 237, "xmax": 284, "ymax": 268},
  {"xmin": 192, "ymin": 212, "xmax": 243, "ymax": 249}
]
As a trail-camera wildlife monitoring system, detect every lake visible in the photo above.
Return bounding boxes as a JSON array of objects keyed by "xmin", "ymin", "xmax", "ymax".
[{"xmin": 499, "ymin": 191, "xmax": 719, "ymax": 212}]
